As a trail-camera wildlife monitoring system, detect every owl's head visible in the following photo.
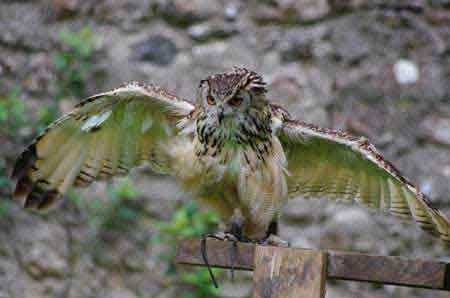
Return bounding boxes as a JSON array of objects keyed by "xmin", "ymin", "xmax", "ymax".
[{"xmin": 197, "ymin": 67, "xmax": 268, "ymax": 124}]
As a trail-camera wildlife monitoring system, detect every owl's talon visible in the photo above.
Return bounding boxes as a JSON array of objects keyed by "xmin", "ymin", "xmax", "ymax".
[
  {"xmin": 204, "ymin": 231, "xmax": 238, "ymax": 242},
  {"xmin": 201, "ymin": 234, "xmax": 219, "ymax": 288},
  {"xmin": 259, "ymin": 234, "xmax": 290, "ymax": 247}
]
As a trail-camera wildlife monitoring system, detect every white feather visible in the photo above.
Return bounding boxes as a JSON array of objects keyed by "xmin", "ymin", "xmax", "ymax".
[{"xmin": 81, "ymin": 110, "xmax": 112, "ymax": 132}]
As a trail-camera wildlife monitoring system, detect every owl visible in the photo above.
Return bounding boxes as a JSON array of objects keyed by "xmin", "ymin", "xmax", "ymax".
[{"xmin": 11, "ymin": 67, "xmax": 450, "ymax": 246}]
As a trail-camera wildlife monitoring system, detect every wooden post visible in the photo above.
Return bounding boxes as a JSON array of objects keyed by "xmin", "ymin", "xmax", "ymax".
[
  {"xmin": 176, "ymin": 238, "xmax": 450, "ymax": 295},
  {"xmin": 252, "ymin": 246, "xmax": 327, "ymax": 298}
]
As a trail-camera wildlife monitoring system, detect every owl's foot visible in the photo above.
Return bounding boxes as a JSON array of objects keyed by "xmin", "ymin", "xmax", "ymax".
[
  {"xmin": 203, "ymin": 231, "xmax": 240, "ymax": 242},
  {"xmin": 259, "ymin": 234, "xmax": 290, "ymax": 247},
  {"xmin": 200, "ymin": 221, "xmax": 252, "ymax": 287},
  {"xmin": 201, "ymin": 233, "xmax": 221, "ymax": 288},
  {"xmin": 200, "ymin": 231, "xmax": 245, "ymax": 288}
]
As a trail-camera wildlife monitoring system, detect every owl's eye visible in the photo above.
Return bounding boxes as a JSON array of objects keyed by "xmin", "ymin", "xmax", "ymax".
[
  {"xmin": 228, "ymin": 96, "xmax": 244, "ymax": 107},
  {"xmin": 206, "ymin": 95, "xmax": 216, "ymax": 105}
]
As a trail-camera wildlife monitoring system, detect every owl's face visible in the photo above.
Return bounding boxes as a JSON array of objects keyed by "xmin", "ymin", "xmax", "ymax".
[
  {"xmin": 195, "ymin": 68, "xmax": 271, "ymax": 150},
  {"xmin": 199, "ymin": 81, "xmax": 251, "ymax": 124},
  {"xmin": 197, "ymin": 68, "xmax": 267, "ymax": 126}
]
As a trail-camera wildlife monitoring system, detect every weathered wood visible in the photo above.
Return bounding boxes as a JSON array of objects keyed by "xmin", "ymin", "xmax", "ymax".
[
  {"xmin": 252, "ymin": 246, "xmax": 327, "ymax": 298},
  {"xmin": 175, "ymin": 238, "xmax": 450, "ymax": 291},
  {"xmin": 176, "ymin": 238, "xmax": 254, "ymax": 270},
  {"xmin": 327, "ymin": 251, "xmax": 449, "ymax": 290}
]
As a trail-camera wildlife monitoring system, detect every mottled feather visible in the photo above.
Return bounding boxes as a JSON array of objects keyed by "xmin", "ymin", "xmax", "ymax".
[
  {"xmin": 278, "ymin": 119, "xmax": 450, "ymax": 243},
  {"xmin": 12, "ymin": 82, "xmax": 194, "ymax": 210}
]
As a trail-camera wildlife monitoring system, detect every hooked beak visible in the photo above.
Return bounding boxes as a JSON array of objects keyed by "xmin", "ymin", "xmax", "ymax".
[{"xmin": 218, "ymin": 107, "xmax": 224, "ymax": 124}]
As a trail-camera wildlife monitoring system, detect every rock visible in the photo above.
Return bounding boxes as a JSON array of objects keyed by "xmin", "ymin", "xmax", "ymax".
[
  {"xmin": 220, "ymin": 279, "xmax": 252, "ymax": 298},
  {"xmin": 107, "ymin": 289, "xmax": 137, "ymax": 298},
  {"xmin": 420, "ymin": 116, "xmax": 450, "ymax": 146},
  {"xmin": 428, "ymin": 0, "xmax": 450, "ymax": 8},
  {"xmin": 25, "ymin": 53, "xmax": 54, "ymax": 94},
  {"xmin": 224, "ymin": 3, "xmax": 239, "ymax": 21},
  {"xmin": 398, "ymin": 146, "xmax": 450, "ymax": 204},
  {"xmin": 291, "ymin": 0, "xmax": 330, "ymax": 22},
  {"xmin": 0, "ymin": 3, "xmax": 55, "ymax": 51},
  {"xmin": 188, "ymin": 21, "xmax": 237, "ymax": 42},
  {"xmin": 51, "ymin": 0, "xmax": 85, "ymax": 19},
  {"xmin": 393, "ymin": 59, "xmax": 420, "ymax": 85},
  {"xmin": 191, "ymin": 37, "xmax": 259, "ymax": 70},
  {"xmin": 250, "ymin": 0, "xmax": 330, "ymax": 24},
  {"xmin": 15, "ymin": 222, "xmax": 68, "ymax": 279},
  {"xmin": 154, "ymin": 0, "xmax": 222, "ymax": 27},
  {"xmin": 133, "ymin": 35, "xmax": 178, "ymax": 66},
  {"xmin": 331, "ymin": 19, "xmax": 370, "ymax": 64},
  {"xmin": 329, "ymin": 0, "xmax": 370, "ymax": 12},
  {"xmin": 279, "ymin": 25, "xmax": 329, "ymax": 62},
  {"xmin": 330, "ymin": 207, "xmax": 371, "ymax": 228},
  {"xmin": 266, "ymin": 64, "xmax": 332, "ymax": 125}
]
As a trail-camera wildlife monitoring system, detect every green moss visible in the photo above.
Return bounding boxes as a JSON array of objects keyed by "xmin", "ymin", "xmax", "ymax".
[{"xmin": 153, "ymin": 201, "xmax": 221, "ymax": 297}]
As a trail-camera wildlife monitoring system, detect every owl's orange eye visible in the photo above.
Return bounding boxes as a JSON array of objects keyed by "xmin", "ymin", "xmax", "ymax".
[
  {"xmin": 228, "ymin": 96, "xmax": 243, "ymax": 107},
  {"xmin": 206, "ymin": 95, "xmax": 216, "ymax": 105}
]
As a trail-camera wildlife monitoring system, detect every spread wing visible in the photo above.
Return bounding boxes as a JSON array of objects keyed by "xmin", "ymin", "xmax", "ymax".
[
  {"xmin": 278, "ymin": 118, "xmax": 450, "ymax": 243},
  {"xmin": 12, "ymin": 82, "xmax": 195, "ymax": 210}
]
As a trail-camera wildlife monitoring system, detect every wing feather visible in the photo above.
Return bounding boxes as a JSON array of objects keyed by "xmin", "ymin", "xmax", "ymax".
[
  {"xmin": 278, "ymin": 118, "xmax": 450, "ymax": 243},
  {"xmin": 12, "ymin": 81, "xmax": 195, "ymax": 210}
]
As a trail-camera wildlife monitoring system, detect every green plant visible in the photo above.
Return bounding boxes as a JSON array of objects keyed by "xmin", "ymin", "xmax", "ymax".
[
  {"xmin": 51, "ymin": 26, "xmax": 97, "ymax": 100},
  {"xmin": 69, "ymin": 178, "xmax": 141, "ymax": 232},
  {"xmin": 153, "ymin": 201, "xmax": 221, "ymax": 298},
  {"xmin": 0, "ymin": 86, "xmax": 28, "ymax": 137}
]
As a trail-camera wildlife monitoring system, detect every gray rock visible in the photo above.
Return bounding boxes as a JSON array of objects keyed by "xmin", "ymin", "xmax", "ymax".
[
  {"xmin": 99, "ymin": 288, "xmax": 137, "ymax": 298},
  {"xmin": 133, "ymin": 35, "xmax": 178, "ymax": 66},
  {"xmin": 397, "ymin": 146, "xmax": 450, "ymax": 205},
  {"xmin": 14, "ymin": 222, "xmax": 68, "ymax": 279},
  {"xmin": 331, "ymin": 18, "xmax": 370, "ymax": 64},
  {"xmin": 224, "ymin": 3, "xmax": 239, "ymax": 21},
  {"xmin": 0, "ymin": 3, "xmax": 56, "ymax": 51},
  {"xmin": 154, "ymin": 0, "xmax": 223, "ymax": 27},
  {"xmin": 279, "ymin": 25, "xmax": 329, "ymax": 62},
  {"xmin": 420, "ymin": 116, "xmax": 450, "ymax": 146},
  {"xmin": 188, "ymin": 21, "xmax": 237, "ymax": 42},
  {"xmin": 250, "ymin": 0, "xmax": 330, "ymax": 24},
  {"xmin": 266, "ymin": 64, "xmax": 332, "ymax": 126}
]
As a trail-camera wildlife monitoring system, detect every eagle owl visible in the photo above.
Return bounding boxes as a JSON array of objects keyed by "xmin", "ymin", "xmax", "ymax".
[{"xmin": 11, "ymin": 67, "xmax": 450, "ymax": 244}]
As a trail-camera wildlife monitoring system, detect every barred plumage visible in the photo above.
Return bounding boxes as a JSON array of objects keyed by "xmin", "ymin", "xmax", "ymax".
[{"xmin": 11, "ymin": 67, "xmax": 450, "ymax": 244}]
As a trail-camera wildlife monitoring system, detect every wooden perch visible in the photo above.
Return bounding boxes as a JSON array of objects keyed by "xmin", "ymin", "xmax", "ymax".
[{"xmin": 176, "ymin": 238, "xmax": 450, "ymax": 298}]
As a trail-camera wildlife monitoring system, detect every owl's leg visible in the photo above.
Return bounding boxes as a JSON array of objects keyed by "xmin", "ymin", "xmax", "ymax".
[
  {"xmin": 201, "ymin": 233, "xmax": 219, "ymax": 288},
  {"xmin": 259, "ymin": 220, "xmax": 290, "ymax": 247},
  {"xmin": 265, "ymin": 220, "xmax": 279, "ymax": 238},
  {"xmin": 200, "ymin": 211, "xmax": 253, "ymax": 287},
  {"xmin": 200, "ymin": 228, "xmax": 244, "ymax": 288}
]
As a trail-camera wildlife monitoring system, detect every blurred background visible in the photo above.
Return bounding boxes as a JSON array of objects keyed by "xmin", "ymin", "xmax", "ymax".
[{"xmin": 1, "ymin": 1, "xmax": 450, "ymax": 297}]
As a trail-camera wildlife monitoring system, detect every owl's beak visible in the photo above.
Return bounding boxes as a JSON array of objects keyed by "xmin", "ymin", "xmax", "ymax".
[{"xmin": 218, "ymin": 107, "xmax": 224, "ymax": 124}]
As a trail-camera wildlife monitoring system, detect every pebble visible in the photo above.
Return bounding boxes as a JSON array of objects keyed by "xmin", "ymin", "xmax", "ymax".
[{"xmin": 393, "ymin": 59, "xmax": 420, "ymax": 85}]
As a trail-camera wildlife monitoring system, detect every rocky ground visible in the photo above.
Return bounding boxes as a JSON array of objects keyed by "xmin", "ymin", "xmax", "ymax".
[{"xmin": 1, "ymin": 1, "xmax": 450, "ymax": 298}]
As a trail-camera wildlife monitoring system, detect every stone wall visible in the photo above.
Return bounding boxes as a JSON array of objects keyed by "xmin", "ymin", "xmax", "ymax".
[{"xmin": 1, "ymin": 1, "xmax": 450, "ymax": 298}]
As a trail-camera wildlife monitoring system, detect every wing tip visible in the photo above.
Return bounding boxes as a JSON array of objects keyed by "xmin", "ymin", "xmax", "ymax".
[
  {"xmin": 23, "ymin": 185, "xmax": 59, "ymax": 210},
  {"xmin": 11, "ymin": 143, "xmax": 37, "ymax": 180},
  {"xmin": 12, "ymin": 144, "xmax": 61, "ymax": 210}
]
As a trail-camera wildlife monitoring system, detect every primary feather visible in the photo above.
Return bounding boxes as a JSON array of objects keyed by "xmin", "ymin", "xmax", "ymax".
[
  {"xmin": 12, "ymin": 82, "xmax": 194, "ymax": 209},
  {"xmin": 279, "ymin": 119, "xmax": 450, "ymax": 242}
]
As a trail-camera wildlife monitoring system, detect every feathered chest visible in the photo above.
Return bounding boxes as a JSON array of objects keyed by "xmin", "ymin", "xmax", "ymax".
[
  {"xmin": 171, "ymin": 107, "xmax": 288, "ymax": 204},
  {"xmin": 193, "ymin": 110, "xmax": 287, "ymax": 196},
  {"xmin": 194, "ymin": 108, "xmax": 274, "ymax": 164}
]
